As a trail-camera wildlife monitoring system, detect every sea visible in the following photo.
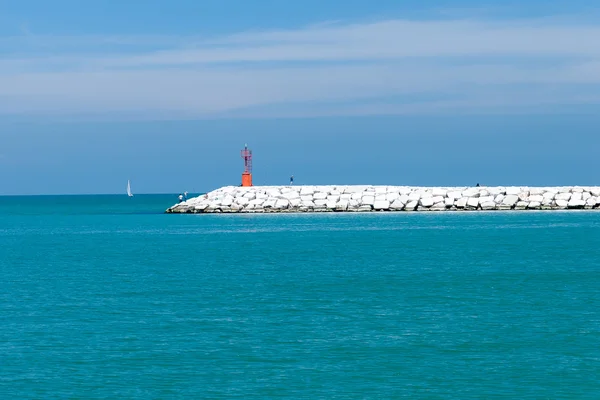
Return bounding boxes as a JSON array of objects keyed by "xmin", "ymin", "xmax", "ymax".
[{"xmin": 1, "ymin": 194, "xmax": 600, "ymax": 399}]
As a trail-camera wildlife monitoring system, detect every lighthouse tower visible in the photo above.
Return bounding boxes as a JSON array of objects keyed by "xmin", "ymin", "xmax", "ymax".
[{"xmin": 240, "ymin": 144, "xmax": 253, "ymax": 187}]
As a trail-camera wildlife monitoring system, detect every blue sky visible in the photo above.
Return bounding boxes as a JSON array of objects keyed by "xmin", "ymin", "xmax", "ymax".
[{"xmin": 1, "ymin": 0, "xmax": 600, "ymax": 195}]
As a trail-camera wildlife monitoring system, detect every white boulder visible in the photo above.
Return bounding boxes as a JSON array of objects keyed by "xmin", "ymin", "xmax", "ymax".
[
  {"xmin": 568, "ymin": 198, "xmax": 586, "ymax": 208},
  {"xmin": 408, "ymin": 192, "xmax": 422, "ymax": 202},
  {"xmin": 431, "ymin": 196, "xmax": 444, "ymax": 204},
  {"xmin": 431, "ymin": 202, "xmax": 446, "ymax": 210},
  {"xmin": 263, "ymin": 198, "xmax": 277, "ymax": 208},
  {"xmin": 336, "ymin": 200, "xmax": 349, "ymax": 211},
  {"xmin": 516, "ymin": 201, "xmax": 529, "ymax": 209},
  {"xmin": 467, "ymin": 198, "xmax": 480, "ymax": 208},
  {"xmin": 390, "ymin": 199, "xmax": 405, "ymax": 210},
  {"xmin": 220, "ymin": 196, "xmax": 234, "ymax": 207},
  {"xmin": 419, "ymin": 197, "xmax": 434, "ymax": 208},
  {"xmin": 529, "ymin": 188, "xmax": 545, "ymax": 195},
  {"xmin": 274, "ymin": 199, "xmax": 289, "ymax": 209},
  {"xmin": 362, "ymin": 196, "xmax": 375, "ymax": 206},
  {"xmin": 555, "ymin": 199, "xmax": 568, "ymax": 208},
  {"xmin": 351, "ymin": 192, "xmax": 363, "ymax": 200},
  {"xmin": 528, "ymin": 195, "xmax": 544, "ymax": 203},
  {"xmin": 462, "ymin": 188, "xmax": 480, "ymax": 198},
  {"xmin": 455, "ymin": 198, "xmax": 468, "ymax": 208},
  {"xmin": 300, "ymin": 186, "xmax": 315, "ymax": 195},
  {"xmin": 386, "ymin": 192, "xmax": 399, "ymax": 202},
  {"xmin": 518, "ymin": 192, "xmax": 529, "ymax": 201},
  {"xmin": 405, "ymin": 200, "xmax": 419, "ymax": 210},
  {"xmin": 488, "ymin": 187, "xmax": 505, "ymax": 196},
  {"xmin": 447, "ymin": 191, "xmax": 462, "ymax": 200},
  {"xmin": 283, "ymin": 191, "xmax": 300, "ymax": 200},
  {"xmin": 502, "ymin": 195, "xmax": 519, "ymax": 206},
  {"xmin": 432, "ymin": 188, "xmax": 447, "ymax": 197},
  {"xmin": 266, "ymin": 188, "xmax": 281, "ymax": 197},
  {"xmin": 373, "ymin": 200, "xmax": 391, "ymax": 210},
  {"xmin": 326, "ymin": 200, "xmax": 338, "ymax": 209},
  {"xmin": 481, "ymin": 202, "xmax": 496, "ymax": 210},
  {"xmin": 479, "ymin": 196, "xmax": 494, "ymax": 204}
]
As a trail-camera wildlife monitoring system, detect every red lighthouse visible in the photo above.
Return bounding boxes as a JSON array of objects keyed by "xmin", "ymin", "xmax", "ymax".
[{"xmin": 241, "ymin": 144, "xmax": 253, "ymax": 187}]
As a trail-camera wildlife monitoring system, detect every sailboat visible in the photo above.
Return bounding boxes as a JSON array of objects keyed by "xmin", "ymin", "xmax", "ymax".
[{"xmin": 127, "ymin": 180, "xmax": 133, "ymax": 197}]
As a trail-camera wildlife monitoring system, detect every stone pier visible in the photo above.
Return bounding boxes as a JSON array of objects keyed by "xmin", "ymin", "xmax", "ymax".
[{"xmin": 166, "ymin": 185, "xmax": 600, "ymax": 214}]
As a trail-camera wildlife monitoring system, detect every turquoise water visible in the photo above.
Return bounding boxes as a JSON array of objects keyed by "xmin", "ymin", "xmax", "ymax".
[{"xmin": 2, "ymin": 195, "xmax": 600, "ymax": 399}]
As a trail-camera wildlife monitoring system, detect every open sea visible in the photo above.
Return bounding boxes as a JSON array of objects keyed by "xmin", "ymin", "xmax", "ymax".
[{"xmin": 1, "ymin": 194, "xmax": 600, "ymax": 399}]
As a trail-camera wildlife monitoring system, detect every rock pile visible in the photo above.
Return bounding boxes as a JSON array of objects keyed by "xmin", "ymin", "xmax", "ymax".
[{"xmin": 166, "ymin": 185, "xmax": 600, "ymax": 213}]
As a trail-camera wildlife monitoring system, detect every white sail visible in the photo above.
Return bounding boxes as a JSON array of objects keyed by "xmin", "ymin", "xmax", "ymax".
[{"xmin": 127, "ymin": 180, "xmax": 133, "ymax": 197}]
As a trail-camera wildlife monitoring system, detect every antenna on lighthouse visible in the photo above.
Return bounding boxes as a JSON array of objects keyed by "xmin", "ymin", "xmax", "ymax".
[{"xmin": 241, "ymin": 144, "xmax": 253, "ymax": 186}]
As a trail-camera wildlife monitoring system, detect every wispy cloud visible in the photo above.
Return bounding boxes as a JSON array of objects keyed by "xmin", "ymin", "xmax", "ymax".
[{"xmin": 1, "ymin": 13, "xmax": 600, "ymax": 119}]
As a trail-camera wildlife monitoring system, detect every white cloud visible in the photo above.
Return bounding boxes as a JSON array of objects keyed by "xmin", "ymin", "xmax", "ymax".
[{"xmin": 0, "ymin": 14, "xmax": 600, "ymax": 119}]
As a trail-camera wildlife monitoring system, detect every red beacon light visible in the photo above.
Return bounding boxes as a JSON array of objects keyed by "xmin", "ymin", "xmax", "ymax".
[{"xmin": 240, "ymin": 144, "xmax": 253, "ymax": 187}]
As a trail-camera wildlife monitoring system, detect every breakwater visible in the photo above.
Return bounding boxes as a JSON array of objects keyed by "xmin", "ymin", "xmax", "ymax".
[{"xmin": 166, "ymin": 185, "xmax": 600, "ymax": 213}]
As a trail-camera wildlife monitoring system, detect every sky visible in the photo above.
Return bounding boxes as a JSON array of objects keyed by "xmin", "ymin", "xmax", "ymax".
[{"xmin": 1, "ymin": 0, "xmax": 600, "ymax": 195}]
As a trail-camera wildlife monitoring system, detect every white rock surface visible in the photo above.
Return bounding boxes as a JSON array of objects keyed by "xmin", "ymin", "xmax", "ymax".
[
  {"xmin": 528, "ymin": 195, "xmax": 544, "ymax": 203},
  {"xmin": 275, "ymin": 199, "xmax": 289, "ymax": 209},
  {"xmin": 167, "ymin": 185, "xmax": 600, "ymax": 214},
  {"xmin": 363, "ymin": 196, "xmax": 375, "ymax": 206},
  {"xmin": 373, "ymin": 200, "xmax": 390, "ymax": 210},
  {"xmin": 455, "ymin": 198, "xmax": 468, "ymax": 209},
  {"xmin": 516, "ymin": 201, "xmax": 529, "ymax": 209},
  {"xmin": 502, "ymin": 195, "xmax": 519, "ymax": 206},
  {"xmin": 568, "ymin": 198, "xmax": 586, "ymax": 208},
  {"xmin": 431, "ymin": 196, "xmax": 444, "ymax": 204},
  {"xmin": 419, "ymin": 197, "xmax": 434, "ymax": 208},
  {"xmin": 405, "ymin": 200, "xmax": 419, "ymax": 211},
  {"xmin": 467, "ymin": 198, "xmax": 480, "ymax": 208},
  {"xmin": 390, "ymin": 199, "xmax": 405, "ymax": 210},
  {"xmin": 462, "ymin": 188, "xmax": 480, "ymax": 198},
  {"xmin": 447, "ymin": 191, "xmax": 462, "ymax": 200},
  {"xmin": 481, "ymin": 201, "xmax": 496, "ymax": 210},
  {"xmin": 555, "ymin": 199, "xmax": 568, "ymax": 209},
  {"xmin": 432, "ymin": 188, "xmax": 447, "ymax": 197}
]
